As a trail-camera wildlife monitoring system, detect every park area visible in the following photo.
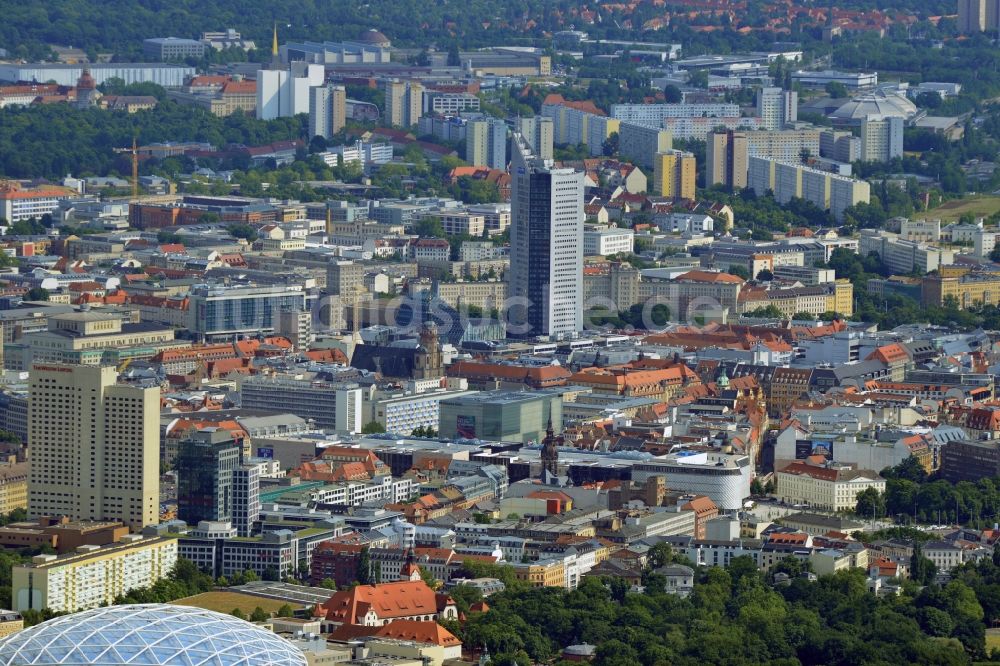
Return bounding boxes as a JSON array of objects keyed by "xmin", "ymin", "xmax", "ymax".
[
  {"xmin": 925, "ymin": 195, "xmax": 1000, "ymax": 222},
  {"xmin": 987, "ymin": 628, "xmax": 1000, "ymax": 653}
]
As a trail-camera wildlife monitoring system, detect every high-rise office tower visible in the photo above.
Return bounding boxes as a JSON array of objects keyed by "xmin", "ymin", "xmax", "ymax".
[
  {"xmin": 231, "ymin": 463, "xmax": 261, "ymax": 538},
  {"xmin": 383, "ymin": 80, "xmax": 424, "ymax": 128},
  {"xmin": 465, "ymin": 118, "xmax": 508, "ymax": 169},
  {"xmin": 652, "ymin": 150, "xmax": 697, "ymax": 199},
  {"xmin": 756, "ymin": 87, "xmax": 797, "ymax": 131},
  {"xmin": 515, "ymin": 116, "xmax": 554, "ymax": 161},
  {"xmin": 28, "ymin": 364, "xmax": 159, "ymax": 531},
  {"xmin": 176, "ymin": 428, "xmax": 242, "ymax": 529},
  {"xmin": 508, "ymin": 133, "xmax": 584, "ymax": 338},
  {"xmin": 309, "ymin": 84, "xmax": 347, "ymax": 139}
]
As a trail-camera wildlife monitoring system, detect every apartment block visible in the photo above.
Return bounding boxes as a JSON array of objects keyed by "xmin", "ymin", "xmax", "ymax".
[
  {"xmin": 617, "ymin": 122, "xmax": 672, "ymax": 169},
  {"xmin": 541, "ymin": 101, "xmax": 620, "ymax": 156},
  {"xmin": 0, "ymin": 461, "xmax": 27, "ymax": 515},
  {"xmin": 308, "ymin": 84, "xmax": 347, "ymax": 139},
  {"xmin": 748, "ymin": 156, "xmax": 870, "ymax": 221},
  {"xmin": 661, "ymin": 116, "xmax": 762, "ymax": 141},
  {"xmin": 12, "ymin": 535, "xmax": 178, "ymax": 612},
  {"xmin": 652, "ymin": 150, "xmax": 696, "ymax": 199},
  {"xmin": 514, "ymin": 116, "xmax": 554, "ymax": 161},
  {"xmin": 756, "ymin": 87, "xmax": 797, "ymax": 130},
  {"xmin": 610, "ymin": 103, "xmax": 740, "ymax": 124},
  {"xmin": 820, "ymin": 130, "xmax": 861, "ymax": 163},
  {"xmin": 384, "ymin": 79, "xmax": 424, "ymax": 128},
  {"xmin": 958, "ymin": 0, "xmax": 999, "ymax": 32},
  {"xmin": 860, "ymin": 116, "xmax": 904, "ymax": 163},
  {"xmin": 707, "ymin": 129, "xmax": 821, "ymax": 189},
  {"xmin": 465, "ymin": 118, "xmax": 507, "ymax": 169}
]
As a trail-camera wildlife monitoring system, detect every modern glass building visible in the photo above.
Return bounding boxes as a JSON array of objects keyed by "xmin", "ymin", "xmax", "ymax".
[
  {"xmin": 508, "ymin": 132, "xmax": 584, "ymax": 338},
  {"xmin": 0, "ymin": 604, "xmax": 307, "ymax": 665}
]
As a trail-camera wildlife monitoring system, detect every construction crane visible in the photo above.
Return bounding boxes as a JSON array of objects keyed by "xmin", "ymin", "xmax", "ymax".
[{"xmin": 113, "ymin": 137, "xmax": 139, "ymax": 199}]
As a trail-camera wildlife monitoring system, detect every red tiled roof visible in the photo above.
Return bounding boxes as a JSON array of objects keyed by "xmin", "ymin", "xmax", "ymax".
[{"xmin": 373, "ymin": 620, "xmax": 461, "ymax": 647}]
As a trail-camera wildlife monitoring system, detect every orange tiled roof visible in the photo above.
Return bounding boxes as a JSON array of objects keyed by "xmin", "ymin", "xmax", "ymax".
[
  {"xmin": 373, "ymin": 620, "xmax": 461, "ymax": 647},
  {"xmin": 314, "ymin": 580, "xmax": 449, "ymax": 623}
]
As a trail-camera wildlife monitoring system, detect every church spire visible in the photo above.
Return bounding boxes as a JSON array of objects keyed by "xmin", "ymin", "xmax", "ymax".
[{"xmin": 271, "ymin": 23, "xmax": 281, "ymax": 69}]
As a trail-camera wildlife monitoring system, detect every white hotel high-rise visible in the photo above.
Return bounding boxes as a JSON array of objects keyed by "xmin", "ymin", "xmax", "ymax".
[
  {"xmin": 28, "ymin": 364, "xmax": 159, "ymax": 531},
  {"xmin": 508, "ymin": 133, "xmax": 584, "ymax": 338}
]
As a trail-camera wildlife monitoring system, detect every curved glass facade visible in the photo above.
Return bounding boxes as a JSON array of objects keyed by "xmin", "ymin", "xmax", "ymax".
[{"xmin": 0, "ymin": 604, "xmax": 307, "ymax": 665}]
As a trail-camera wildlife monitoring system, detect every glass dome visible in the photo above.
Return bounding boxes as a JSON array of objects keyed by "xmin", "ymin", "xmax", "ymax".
[{"xmin": 0, "ymin": 604, "xmax": 307, "ymax": 665}]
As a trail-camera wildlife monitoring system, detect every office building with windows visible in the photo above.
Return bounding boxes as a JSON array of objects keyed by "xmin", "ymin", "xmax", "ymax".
[
  {"xmin": 508, "ymin": 133, "xmax": 584, "ymax": 338},
  {"xmin": 188, "ymin": 283, "xmax": 306, "ymax": 340},
  {"xmin": 239, "ymin": 374, "xmax": 363, "ymax": 433},
  {"xmin": 176, "ymin": 428, "xmax": 243, "ymax": 532}
]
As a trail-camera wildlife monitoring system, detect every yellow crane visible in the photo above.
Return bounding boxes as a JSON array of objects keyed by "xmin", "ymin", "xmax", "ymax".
[{"xmin": 113, "ymin": 137, "xmax": 139, "ymax": 199}]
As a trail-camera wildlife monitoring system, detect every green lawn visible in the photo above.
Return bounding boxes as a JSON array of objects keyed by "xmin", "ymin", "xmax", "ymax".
[
  {"xmin": 924, "ymin": 196, "xmax": 1000, "ymax": 222},
  {"xmin": 174, "ymin": 591, "xmax": 300, "ymax": 615},
  {"xmin": 986, "ymin": 628, "xmax": 1000, "ymax": 652}
]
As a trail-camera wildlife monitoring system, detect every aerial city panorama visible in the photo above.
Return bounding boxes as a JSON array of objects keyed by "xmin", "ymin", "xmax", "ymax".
[{"xmin": 2, "ymin": 0, "xmax": 1000, "ymax": 664}]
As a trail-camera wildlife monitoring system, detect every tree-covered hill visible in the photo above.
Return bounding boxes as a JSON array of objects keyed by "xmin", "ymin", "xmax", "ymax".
[{"xmin": 0, "ymin": 0, "xmax": 960, "ymax": 61}]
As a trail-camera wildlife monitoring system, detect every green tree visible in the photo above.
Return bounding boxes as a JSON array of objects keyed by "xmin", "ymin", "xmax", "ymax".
[
  {"xmin": 231, "ymin": 608, "xmax": 247, "ymax": 620},
  {"xmin": 824, "ymin": 81, "xmax": 849, "ymax": 98},
  {"xmin": 25, "ymin": 287, "xmax": 49, "ymax": 302},
  {"xmin": 357, "ymin": 546, "xmax": 372, "ymax": 585},
  {"xmin": 663, "ymin": 84, "xmax": 683, "ymax": 103},
  {"xmin": 911, "ymin": 544, "xmax": 938, "ymax": 585},
  {"xmin": 361, "ymin": 421, "xmax": 385, "ymax": 434},
  {"xmin": 227, "ymin": 223, "xmax": 257, "ymax": 242},
  {"xmin": 449, "ymin": 584, "xmax": 485, "ymax": 615},
  {"xmin": 726, "ymin": 265, "xmax": 750, "ymax": 280},
  {"xmin": 855, "ymin": 487, "xmax": 886, "ymax": 518},
  {"xmin": 413, "ymin": 216, "xmax": 445, "ymax": 238},
  {"xmin": 249, "ymin": 606, "xmax": 269, "ymax": 622},
  {"xmin": 276, "ymin": 603, "xmax": 295, "ymax": 618},
  {"xmin": 745, "ymin": 304, "xmax": 786, "ymax": 319}
]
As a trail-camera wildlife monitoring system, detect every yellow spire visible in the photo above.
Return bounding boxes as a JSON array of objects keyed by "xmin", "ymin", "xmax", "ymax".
[{"xmin": 272, "ymin": 23, "xmax": 279, "ymax": 56}]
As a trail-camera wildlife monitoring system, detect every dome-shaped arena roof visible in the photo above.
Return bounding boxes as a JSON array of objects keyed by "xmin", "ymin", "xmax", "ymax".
[
  {"xmin": 830, "ymin": 89, "xmax": 917, "ymax": 123},
  {"xmin": 360, "ymin": 29, "xmax": 391, "ymax": 47},
  {"xmin": 0, "ymin": 604, "xmax": 307, "ymax": 665}
]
